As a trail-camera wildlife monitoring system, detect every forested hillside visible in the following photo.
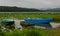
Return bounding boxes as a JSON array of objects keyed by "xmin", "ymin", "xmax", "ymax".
[
  {"xmin": 0, "ymin": 6, "xmax": 60, "ymax": 12},
  {"xmin": 0, "ymin": 6, "xmax": 40, "ymax": 12}
]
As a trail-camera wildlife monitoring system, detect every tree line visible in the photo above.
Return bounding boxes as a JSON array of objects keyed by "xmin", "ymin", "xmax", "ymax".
[
  {"xmin": 0, "ymin": 6, "xmax": 41, "ymax": 12},
  {"xmin": 0, "ymin": 6, "xmax": 60, "ymax": 12}
]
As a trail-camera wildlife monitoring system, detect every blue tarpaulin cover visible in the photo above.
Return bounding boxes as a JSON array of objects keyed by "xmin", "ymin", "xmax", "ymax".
[
  {"xmin": 24, "ymin": 18, "xmax": 53, "ymax": 28},
  {"xmin": 24, "ymin": 18, "xmax": 53, "ymax": 24}
]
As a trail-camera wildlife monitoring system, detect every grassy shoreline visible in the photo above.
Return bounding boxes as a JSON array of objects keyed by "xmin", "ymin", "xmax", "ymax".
[
  {"xmin": 0, "ymin": 12, "xmax": 60, "ymax": 36},
  {"xmin": 0, "ymin": 13, "xmax": 60, "ymax": 22}
]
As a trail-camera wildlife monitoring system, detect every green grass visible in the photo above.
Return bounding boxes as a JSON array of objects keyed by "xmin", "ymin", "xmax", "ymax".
[
  {"xmin": 0, "ymin": 12, "xmax": 60, "ymax": 36},
  {"xmin": 0, "ymin": 13, "xmax": 60, "ymax": 22},
  {"xmin": 0, "ymin": 28, "xmax": 60, "ymax": 36}
]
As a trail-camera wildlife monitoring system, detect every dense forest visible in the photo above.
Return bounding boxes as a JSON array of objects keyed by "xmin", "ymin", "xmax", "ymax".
[
  {"xmin": 0, "ymin": 6, "xmax": 40, "ymax": 12},
  {"xmin": 0, "ymin": 6, "xmax": 60, "ymax": 12}
]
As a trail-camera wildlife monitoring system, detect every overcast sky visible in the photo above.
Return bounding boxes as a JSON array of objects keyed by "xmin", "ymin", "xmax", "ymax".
[{"xmin": 0, "ymin": 0, "xmax": 60, "ymax": 9}]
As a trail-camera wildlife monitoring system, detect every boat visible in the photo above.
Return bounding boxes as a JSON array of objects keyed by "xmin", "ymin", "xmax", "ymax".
[
  {"xmin": 24, "ymin": 18, "xmax": 53, "ymax": 28},
  {"xmin": 24, "ymin": 18, "xmax": 53, "ymax": 25}
]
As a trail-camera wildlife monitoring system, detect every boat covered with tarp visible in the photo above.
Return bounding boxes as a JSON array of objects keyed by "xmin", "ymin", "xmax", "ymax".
[
  {"xmin": 24, "ymin": 18, "xmax": 53, "ymax": 28},
  {"xmin": 24, "ymin": 18, "xmax": 53, "ymax": 24}
]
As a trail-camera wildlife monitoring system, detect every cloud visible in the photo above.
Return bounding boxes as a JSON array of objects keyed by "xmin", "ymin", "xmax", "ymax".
[{"xmin": 0, "ymin": 0, "xmax": 60, "ymax": 9}]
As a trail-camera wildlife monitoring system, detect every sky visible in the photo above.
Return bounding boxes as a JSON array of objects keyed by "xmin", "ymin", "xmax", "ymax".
[{"xmin": 0, "ymin": 0, "xmax": 60, "ymax": 9}]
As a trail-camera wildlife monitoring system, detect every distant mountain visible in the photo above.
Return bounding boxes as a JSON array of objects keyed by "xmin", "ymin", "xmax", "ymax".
[
  {"xmin": 0, "ymin": 6, "xmax": 40, "ymax": 12},
  {"xmin": 0, "ymin": 6, "xmax": 60, "ymax": 12},
  {"xmin": 45, "ymin": 8, "xmax": 60, "ymax": 12}
]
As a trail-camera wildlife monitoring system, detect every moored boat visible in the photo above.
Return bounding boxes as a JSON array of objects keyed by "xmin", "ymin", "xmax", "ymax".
[{"xmin": 24, "ymin": 18, "xmax": 53, "ymax": 24}]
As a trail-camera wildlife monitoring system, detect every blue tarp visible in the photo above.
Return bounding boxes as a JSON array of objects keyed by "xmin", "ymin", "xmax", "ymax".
[
  {"xmin": 24, "ymin": 18, "xmax": 53, "ymax": 24},
  {"xmin": 24, "ymin": 18, "xmax": 53, "ymax": 28}
]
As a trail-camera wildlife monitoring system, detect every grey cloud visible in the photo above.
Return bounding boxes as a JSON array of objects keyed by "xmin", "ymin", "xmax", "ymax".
[{"xmin": 0, "ymin": 0, "xmax": 60, "ymax": 9}]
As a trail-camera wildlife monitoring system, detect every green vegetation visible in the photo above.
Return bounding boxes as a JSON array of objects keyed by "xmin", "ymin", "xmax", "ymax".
[
  {"xmin": 0, "ymin": 13, "xmax": 60, "ymax": 22},
  {"xmin": 0, "ymin": 28, "xmax": 60, "ymax": 36},
  {"xmin": 0, "ymin": 13, "xmax": 60, "ymax": 36},
  {"xmin": 0, "ymin": 6, "xmax": 60, "ymax": 12},
  {"xmin": 0, "ymin": 6, "xmax": 40, "ymax": 12}
]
